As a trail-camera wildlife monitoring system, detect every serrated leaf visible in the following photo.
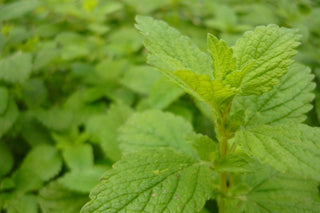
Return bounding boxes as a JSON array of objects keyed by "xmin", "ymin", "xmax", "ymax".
[
  {"xmin": 135, "ymin": 16, "xmax": 213, "ymax": 77},
  {"xmin": 235, "ymin": 124, "xmax": 320, "ymax": 181},
  {"xmin": 0, "ymin": 141, "xmax": 14, "ymax": 177},
  {"xmin": 227, "ymin": 164, "xmax": 320, "ymax": 213},
  {"xmin": 0, "ymin": 87, "xmax": 8, "ymax": 114},
  {"xmin": 0, "ymin": 52, "xmax": 33, "ymax": 83},
  {"xmin": 0, "ymin": 0, "xmax": 41, "ymax": 21},
  {"xmin": 81, "ymin": 150, "xmax": 213, "ymax": 213},
  {"xmin": 189, "ymin": 134, "xmax": 217, "ymax": 162},
  {"xmin": 174, "ymin": 70, "xmax": 236, "ymax": 108},
  {"xmin": 38, "ymin": 181, "xmax": 89, "ymax": 213},
  {"xmin": 58, "ymin": 166, "xmax": 107, "ymax": 193},
  {"xmin": 119, "ymin": 110, "xmax": 196, "ymax": 157},
  {"xmin": 0, "ymin": 99, "xmax": 19, "ymax": 137},
  {"xmin": 17, "ymin": 145, "xmax": 62, "ymax": 182},
  {"xmin": 207, "ymin": 33, "xmax": 236, "ymax": 81},
  {"xmin": 86, "ymin": 103, "xmax": 133, "ymax": 162},
  {"xmin": 233, "ymin": 24, "xmax": 301, "ymax": 95},
  {"xmin": 231, "ymin": 63, "xmax": 315, "ymax": 126}
]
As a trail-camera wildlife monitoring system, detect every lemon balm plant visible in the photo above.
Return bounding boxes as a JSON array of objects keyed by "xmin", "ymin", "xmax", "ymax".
[{"xmin": 81, "ymin": 16, "xmax": 320, "ymax": 213}]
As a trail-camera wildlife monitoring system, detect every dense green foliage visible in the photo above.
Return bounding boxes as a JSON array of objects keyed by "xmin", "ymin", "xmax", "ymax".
[{"xmin": 1, "ymin": 0, "xmax": 320, "ymax": 212}]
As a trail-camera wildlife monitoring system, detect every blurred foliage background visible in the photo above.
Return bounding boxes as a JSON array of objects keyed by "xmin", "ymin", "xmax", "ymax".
[{"xmin": 0, "ymin": 0, "xmax": 320, "ymax": 212}]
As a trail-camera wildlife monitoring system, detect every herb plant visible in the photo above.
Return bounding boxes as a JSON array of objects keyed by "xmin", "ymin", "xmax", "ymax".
[{"xmin": 81, "ymin": 16, "xmax": 320, "ymax": 213}]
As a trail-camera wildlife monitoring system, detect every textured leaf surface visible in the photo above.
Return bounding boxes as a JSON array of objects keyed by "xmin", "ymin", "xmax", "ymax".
[
  {"xmin": 228, "ymin": 164, "xmax": 320, "ymax": 213},
  {"xmin": 231, "ymin": 63, "xmax": 315, "ymax": 126},
  {"xmin": 235, "ymin": 124, "xmax": 320, "ymax": 181},
  {"xmin": 119, "ymin": 110, "xmax": 196, "ymax": 157},
  {"xmin": 174, "ymin": 70, "xmax": 236, "ymax": 108},
  {"xmin": 0, "ymin": 52, "xmax": 33, "ymax": 83},
  {"xmin": 38, "ymin": 181, "xmax": 89, "ymax": 213},
  {"xmin": 81, "ymin": 150, "xmax": 213, "ymax": 213},
  {"xmin": 207, "ymin": 33, "xmax": 236, "ymax": 80},
  {"xmin": 233, "ymin": 24, "xmax": 300, "ymax": 94},
  {"xmin": 135, "ymin": 16, "xmax": 213, "ymax": 76}
]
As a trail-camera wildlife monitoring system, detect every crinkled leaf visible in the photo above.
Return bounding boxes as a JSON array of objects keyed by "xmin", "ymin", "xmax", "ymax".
[
  {"xmin": 135, "ymin": 16, "xmax": 213, "ymax": 76},
  {"xmin": 81, "ymin": 150, "xmax": 213, "ymax": 213},
  {"xmin": 174, "ymin": 70, "xmax": 236, "ymax": 108},
  {"xmin": 231, "ymin": 63, "xmax": 315, "ymax": 126},
  {"xmin": 233, "ymin": 24, "xmax": 301, "ymax": 95},
  {"xmin": 0, "ymin": 52, "xmax": 33, "ymax": 83},
  {"xmin": 58, "ymin": 166, "xmax": 108, "ymax": 193},
  {"xmin": 235, "ymin": 124, "xmax": 320, "ymax": 181},
  {"xmin": 207, "ymin": 33, "xmax": 236, "ymax": 81},
  {"xmin": 119, "ymin": 110, "xmax": 196, "ymax": 157},
  {"xmin": 227, "ymin": 164, "xmax": 320, "ymax": 213},
  {"xmin": 38, "ymin": 181, "xmax": 89, "ymax": 213},
  {"xmin": 86, "ymin": 103, "xmax": 133, "ymax": 162}
]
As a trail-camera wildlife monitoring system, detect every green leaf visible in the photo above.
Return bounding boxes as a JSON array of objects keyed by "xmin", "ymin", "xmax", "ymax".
[
  {"xmin": 0, "ymin": 87, "xmax": 8, "ymax": 114},
  {"xmin": 58, "ymin": 166, "xmax": 108, "ymax": 193},
  {"xmin": 189, "ymin": 134, "xmax": 217, "ymax": 162},
  {"xmin": 0, "ymin": 52, "xmax": 33, "ymax": 83},
  {"xmin": 233, "ymin": 24, "xmax": 301, "ymax": 95},
  {"xmin": 38, "ymin": 181, "xmax": 89, "ymax": 213},
  {"xmin": 61, "ymin": 143, "xmax": 94, "ymax": 171},
  {"xmin": 235, "ymin": 124, "xmax": 320, "ymax": 181},
  {"xmin": 231, "ymin": 63, "xmax": 315, "ymax": 126},
  {"xmin": 4, "ymin": 193, "xmax": 38, "ymax": 213},
  {"xmin": 119, "ymin": 110, "xmax": 196, "ymax": 157},
  {"xmin": 0, "ymin": 0, "xmax": 41, "ymax": 21},
  {"xmin": 16, "ymin": 145, "xmax": 62, "ymax": 182},
  {"xmin": 207, "ymin": 33, "xmax": 236, "ymax": 81},
  {"xmin": 81, "ymin": 150, "xmax": 213, "ymax": 213},
  {"xmin": 0, "ymin": 99, "xmax": 19, "ymax": 138},
  {"xmin": 34, "ymin": 107, "xmax": 74, "ymax": 131},
  {"xmin": 174, "ymin": 70, "xmax": 236, "ymax": 108},
  {"xmin": 135, "ymin": 16, "xmax": 213, "ymax": 76},
  {"xmin": 86, "ymin": 103, "xmax": 133, "ymax": 162},
  {"xmin": 215, "ymin": 152, "xmax": 254, "ymax": 173},
  {"xmin": 0, "ymin": 141, "xmax": 14, "ymax": 177},
  {"xmin": 227, "ymin": 164, "xmax": 320, "ymax": 213}
]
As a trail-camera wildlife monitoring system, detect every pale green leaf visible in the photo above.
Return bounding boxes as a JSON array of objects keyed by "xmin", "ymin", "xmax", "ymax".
[
  {"xmin": 174, "ymin": 70, "xmax": 236, "ymax": 108},
  {"xmin": 227, "ymin": 164, "xmax": 320, "ymax": 213},
  {"xmin": 231, "ymin": 63, "xmax": 315, "ymax": 126},
  {"xmin": 58, "ymin": 166, "xmax": 107, "ymax": 193},
  {"xmin": 18, "ymin": 145, "xmax": 62, "ymax": 181},
  {"xmin": 0, "ymin": 100, "xmax": 19, "ymax": 137},
  {"xmin": 189, "ymin": 134, "xmax": 217, "ymax": 162},
  {"xmin": 0, "ymin": 87, "xmax": 8, "ymax": 114},
  {"xmin": 135, "ymin": 16, "xmax": 213, "ymax": 77},
  {"xmin": 86, "ymin": 103, "xmax": 133, "ymax": 162},
  {"xmin": 207, "ymin": 33, "xmax": 236, "ymax": 80},
  {"xmin": 119, "ymin": 110, "xmax": 196, "ymax": 157},
  {"xmin": 62, "ymin": 143, "xmax": 94, "ymax": 171},
  {"xmin": 233, "ymin": 24, "xmax": 301, "ymax": 94},
  {"xmin": 235, "ymin": 124, "xmax": 320, "ymax": 181},
  {"xmin": 0, "ymin": 141, "xmax": 14, "ymax": 177},
  {"xmin": 81, "ymin": 150, "xmax": 213, "ymax": 213},
  {"xmin": 0, "ymin": 52, "xmax": 33, "ymax": 83},
  {"xmin": 38, "ymin": 181, "xmax": 89, "ymax": 213},
  {"xmin": 0, "ymin": 0, "xmax": 41, "ymax": 21},
  {"xmin": 4, "ymin": 194, "xmax": 38, "ymax": 213}
]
